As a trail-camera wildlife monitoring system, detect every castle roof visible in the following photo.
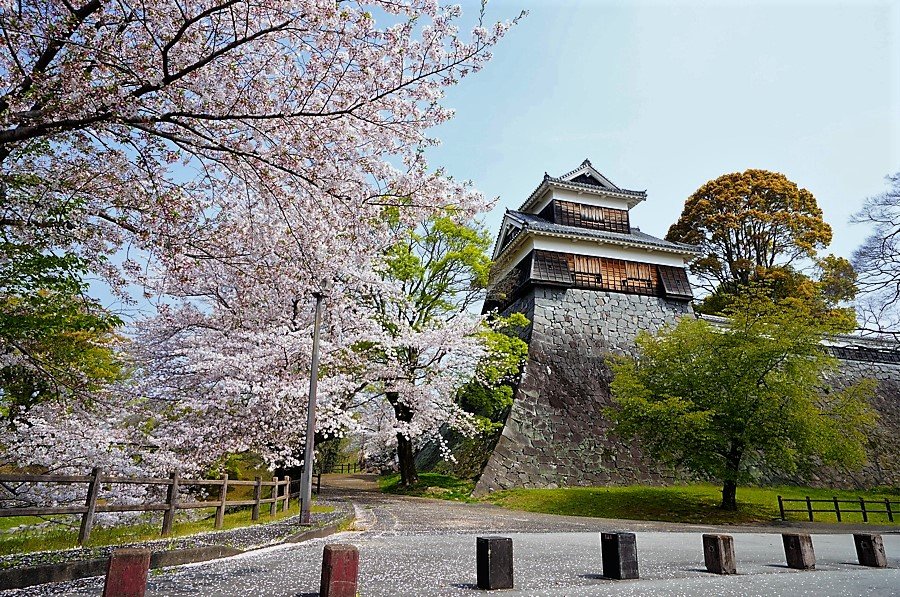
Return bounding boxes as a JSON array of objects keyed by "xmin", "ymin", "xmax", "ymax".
[
  {"xmin": 518, "ymin": 159, "xmax": 647, "ymax": 212},
  {"xmin": 494, "ymin": 209, "xmax": 700, "ymax": 262}
]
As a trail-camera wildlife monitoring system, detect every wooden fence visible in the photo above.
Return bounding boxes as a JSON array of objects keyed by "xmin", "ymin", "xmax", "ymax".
[
  {"xmin": 0, "ymin": 469, "xmax": 298, "ymax": 545},
  {"xmin": 324, "ymin": 462, "xmax": 363, "ymax": 474},
  {"xmin": 778, "ymin": 495, "xmax": 899, "ymax": 523}
]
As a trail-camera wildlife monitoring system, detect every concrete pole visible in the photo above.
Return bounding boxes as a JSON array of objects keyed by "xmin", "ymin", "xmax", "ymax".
[{"xmin": 300, "ymin": 283, "xmax": 327, "ymax": 524}]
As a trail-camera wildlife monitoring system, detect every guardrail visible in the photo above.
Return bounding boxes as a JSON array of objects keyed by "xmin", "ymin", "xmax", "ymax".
[
  {"xmin": 0, "ymin": 469, "xmax": 293, "ymax": 544},
  {"xmin": 778, "ymin": 495, "xmax": 898, "ymax": 523}
]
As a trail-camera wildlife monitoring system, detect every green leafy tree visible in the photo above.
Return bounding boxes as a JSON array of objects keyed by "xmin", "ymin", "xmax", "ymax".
[
  {"xmin": 696, "ymin": 255, "xmax": 858, "ymax": 329},
  {"xmin": 457, "ymin": 312, "xmax": 529, "ymax": 431},
  {"xmin": 0, "ymin": 188, "xmax": 123, "ymax": 421},
  {"xmin": 666, "ymin": 169, "xmax": 833, "ymax": 293},
  {"xmin": 607, "ymin": 293, "xmax": 876, "ymax": 510},
  {"xmin": 365, "ymin": 209, "xmax": 494, "ymax": 487}
]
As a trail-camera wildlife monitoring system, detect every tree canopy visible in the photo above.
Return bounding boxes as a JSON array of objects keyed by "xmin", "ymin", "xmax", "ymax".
[
  {"xmin": 0, "ymin": 1, "xmax": 519, "ymax": 294},
  {"xmin": 0, "ymin": 1, "xmax": 520, "ymax": 510},
  {"xmin": 0, "ymin": 181, "xmax": 123, "ymax": 422},
  {"xmin": 695, "ymin": 256, "xmax": 858, "ymax": 330},
  {"xmin": 608, "ymin": 293, "xmax": 875, "ymax": 510},
  {"xmin": 359, "ymin": 211, "xmax": 498, "ymax": 486},
  {"xmin": 666, "ymin": 169, "xmax": 832, "ymax": 293}
]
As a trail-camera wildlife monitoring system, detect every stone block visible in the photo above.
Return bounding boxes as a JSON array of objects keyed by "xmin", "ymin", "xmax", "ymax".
[
  {"xmin": 601, "ymin": 532, "xmax": 639, "ymax": 579},
  {"xmin": 702, "ymin": 534, "xmax": 736, "ymax": 575},
  {"xmin": 320, "ymin": 544, "xmax": 359, "ymax": 597},
  {"xmin": 477, "ymin": 536, "xmax": 513, "ymax": 590},
  {"xmin": 103, "ymin": 548, "xmax": 150, "ymax": 597},
  {"xmin": 782, "ymin": 533, "xmax": 815, "ymax": 570},
  {"xmin": 854, "ymin": 533, "xmax": 887, "ymax": 568}
]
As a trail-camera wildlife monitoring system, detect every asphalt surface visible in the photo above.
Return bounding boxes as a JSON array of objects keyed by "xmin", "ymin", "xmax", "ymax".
[{"xmin": 8, "ymin": 475, "xmax": 900, "ymax": 596}]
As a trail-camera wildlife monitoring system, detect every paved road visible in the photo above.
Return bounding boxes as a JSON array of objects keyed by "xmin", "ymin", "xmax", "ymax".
[{"xmin": 8, "ymin": 475, "xmax": 900, "ymax": 596}]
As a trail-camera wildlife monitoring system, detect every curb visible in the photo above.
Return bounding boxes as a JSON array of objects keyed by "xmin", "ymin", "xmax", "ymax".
[{"xmin": 0, "ymin": 513, "xmax": 354, "ymax": 592}]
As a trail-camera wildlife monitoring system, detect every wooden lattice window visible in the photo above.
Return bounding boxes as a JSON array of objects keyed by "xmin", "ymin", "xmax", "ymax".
[
  {"xmin": 531, "ymin": 251, "xmax": 574, "ymax": 285},
  {"xmin": 553, "ymin": 201, "xmax": 630, "ymax": 234},
  {"xmin": 622, "ymin": 261, "xmax": 657, "ymax": 295},
  {"xmin": 657, "ymin": 265, "xmax": 693, "ymax": 300},
  {"xmin": 600, "ymin": 258, "xmax": 627, "ymax": 291},
  {"xmin": 554, "ymin": 201, "xmax": 579, "ymax": 226},
  {"xmin": 573, "ymin": 255, "xmax": 604, "ymax": 289},
  {"xmin": 527, "ymin": 251, "xmax": 676, "ymax": 298},
  {"xmin": 600, "ymin": 207, "xmax": 630, "ymax": 234}
]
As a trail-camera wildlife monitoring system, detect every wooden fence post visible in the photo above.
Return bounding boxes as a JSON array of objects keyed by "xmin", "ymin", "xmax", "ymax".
[
  {"xmin": 886, "ymin": 499, "xmax": 894, "ymax": 523},
  {"xmin": 777, "ymin": 495, "xmax": 785, "ymax": 521},
  {"xmin": 283, "ymin": 476, "xmax": 291, "ymax": 512},
  {"xmin": 270, "ymin": 476, "xmax": 278, "ymax": 517},
  {"xmin": 215, "ymin": 473, "xmax": 229, "ymax": 529},
  {"xmin": 860, "ymin": 497, "xmax": 868, "ymax": 523},
  {"xmin": 833, "ymin": 497, "xmax": 841, "ymax": 522},
  {"xmin": 78, "ymin": 467, "xmax": 103, "ymax": 546},
  {"xmin": 252, "ymin": 476, "xmax": 262, "ymax": 521},
  {"xmin": 805, "ymin": 496, "xmax": 813, "ymax": 521},
  {"xmin": 161, "ymin": 471, "xmax": 180, "ymax": 536}
]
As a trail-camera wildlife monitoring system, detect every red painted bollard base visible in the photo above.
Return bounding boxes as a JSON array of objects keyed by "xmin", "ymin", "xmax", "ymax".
[
  {"xmin": 320, "ymin": 543, "xmax": 359, "ymax": 597},
  {"xmin": 103, "ymin": 548, "xmax": 150, "ymax": 597}
]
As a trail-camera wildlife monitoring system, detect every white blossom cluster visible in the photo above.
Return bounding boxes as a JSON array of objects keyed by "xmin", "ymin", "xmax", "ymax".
[{"xmin": 0, "ymin": 1, "xmax": 519, "ymax": 513}]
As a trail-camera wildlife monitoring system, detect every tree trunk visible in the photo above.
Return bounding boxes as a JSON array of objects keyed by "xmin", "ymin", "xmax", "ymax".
[
  {"xmin": 396, "ymin": 432, "xmax": 418, "ymax": 487},
  {"xmin": 721, "ymin": 479, "xmax": 737, "ymax": 511},
  {"xmin": 387, "ymin": 391, "xmax": 418, "ymax": 487},
  {"xmin": 720, "ymin": 442, "xmax": 743, "ymax": 511}
]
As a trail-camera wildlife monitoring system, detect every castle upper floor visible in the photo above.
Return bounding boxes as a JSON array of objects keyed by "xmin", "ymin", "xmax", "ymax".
[{"xmin": 486, "ymin": 161, "xmax": 701, "ymax": 312}]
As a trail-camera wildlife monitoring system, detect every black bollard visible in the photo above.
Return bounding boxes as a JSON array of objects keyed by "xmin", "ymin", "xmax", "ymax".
[
  {"xmin": 853, "ymin": 533, "xmax": 888, "ymax": 568},
  {"xmin": 782, "ymin": 533, "xmax": 815, "ymax": 570},
  {"xmin": 476, "ymin": 536, "xmax": 513, "ymax": 590},
  {"xmin": 601, "ymin": 532, "xmax": 639, "ymax": 579},
  {"xmin": 702, "ymin": 534, "xmax": 737, "ymax": 575}
]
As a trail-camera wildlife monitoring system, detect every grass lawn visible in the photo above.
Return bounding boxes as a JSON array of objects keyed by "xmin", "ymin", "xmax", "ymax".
[
  {"xmin": 483, "ymin": 483, "xmax": 900, "ymax": 526},
  {"xmin": 0, "ymin": 501, "xmax": 334, "ymax": 557},
  {"xmin": 379, "ymin": 473, "xmax": 476, "ymax": 502}
]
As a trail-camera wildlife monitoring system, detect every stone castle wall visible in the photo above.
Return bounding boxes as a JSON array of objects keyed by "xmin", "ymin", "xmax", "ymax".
[
  {"xmin": 474, "ymin": 286, "xmax": 900, "ymax": 495},
  {"xmin": 475, "ymin": 287, "xmax": 693, "ymax": 494}
]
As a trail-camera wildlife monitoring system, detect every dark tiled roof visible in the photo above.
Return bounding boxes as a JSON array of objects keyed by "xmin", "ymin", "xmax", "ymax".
[
  {"xmin": 519, "ymin": 175, "xmax": 646, "ymax": 213},
  {"xmin": 504, "ymin": 210, "xmax": 700, "ymax": 254},
  {"xmin": 544, "ymin": 175, "xmax": 646, "ymax": 197}
]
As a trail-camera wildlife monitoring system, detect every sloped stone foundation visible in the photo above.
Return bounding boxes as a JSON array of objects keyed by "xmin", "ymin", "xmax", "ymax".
[{"xmin": 474, "ymin": 286, "xmax": 900, "ymax": 495}]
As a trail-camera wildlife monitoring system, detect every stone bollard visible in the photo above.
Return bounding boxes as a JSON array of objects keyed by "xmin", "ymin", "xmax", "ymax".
[
  {"xmin": 853, "ymin": 533, "xmax": 888, "ymax": 568},
  {"xmin": 476, "ymin": 536, "xmax": 514, "ymax": 590},
  {"xmin": 601, "ymin": 532, "xmax": 639, "ymax": 580},
  {"xmin": 782, "ymin": 533, "xmax": 815, "ymax": 570},
  {"xmin": 320, "ymin": 544, "xmax": 359, "ymax": 597},
  {"xmin": 102, "ymin": 548, "xmax": 150, "ymax": 597},
  {"xmin": 702, "ymin": 534, "xmax": 737, "ymax": 575}
]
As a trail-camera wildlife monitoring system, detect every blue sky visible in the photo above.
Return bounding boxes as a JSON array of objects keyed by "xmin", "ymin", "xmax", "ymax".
[{"xmin": 428, "ymin": 0, "xmax": 900, "ymax": 262}]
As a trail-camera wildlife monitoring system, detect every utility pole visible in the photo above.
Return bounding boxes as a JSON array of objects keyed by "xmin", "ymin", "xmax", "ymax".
[{"xmin": 300, "ymin": 280, "xmax": 329, "ymax": 524}]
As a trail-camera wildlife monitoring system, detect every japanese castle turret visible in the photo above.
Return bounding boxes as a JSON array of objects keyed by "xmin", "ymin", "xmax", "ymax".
[
  {"xmin": 476, "ymin": 161, "xmax": 701, "ymax": 494},
  {"xmin": 475, "ymin": 161, "xmax": 900, "ymax": 495},
  {"xmin": 485, "ymin": 159, "xmax": 698, "ymax": 312}
]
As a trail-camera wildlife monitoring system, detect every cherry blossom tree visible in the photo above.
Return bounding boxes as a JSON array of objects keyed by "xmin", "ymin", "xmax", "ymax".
[
  {"xmin": 1, "ymin": 0, "xmax": 516, "ymax": 288},
  {"xmin": 0, "ymin": 0, "xmax": 521, "ymax": 492},
  {"xmin": 356, "ymin": 211, "xmax": 492, "ymax": 486}
]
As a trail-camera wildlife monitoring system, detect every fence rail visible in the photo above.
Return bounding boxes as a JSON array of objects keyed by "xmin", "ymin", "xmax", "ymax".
[
  {"xmin": 777, "ymin": 495, "xmax": 898, "ymax": 523},
  {"xmin": 0, "ymin": 469, "xmax": 299, "ymax": 545},
  {"xmin": 324, "ymin": 462, "xmax": 363, "ymax": 474}
]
